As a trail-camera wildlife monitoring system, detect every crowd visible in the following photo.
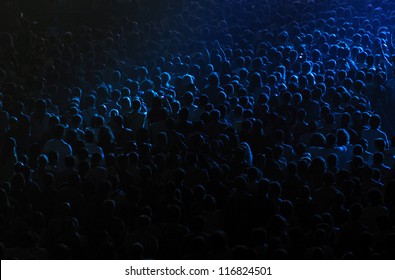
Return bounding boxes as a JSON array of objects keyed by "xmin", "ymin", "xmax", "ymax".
[{"xmin": 1, "ymin": 0, "xmax": 395, "ymax": 259}]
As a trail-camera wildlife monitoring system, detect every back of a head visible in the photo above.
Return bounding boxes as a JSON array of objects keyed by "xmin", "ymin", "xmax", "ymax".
[
  {"xmin": 167, "ymin": 204, "xmax": 181, "ymax": 223},
  {"xmin": 177, "ymin": 107, "xmax": 189, "ymax": 121},
  {"xmin": 112, "ymin": 114, "xmax": 124, "ymax": 127},
  {"xmin": 296, "ymin": 108, "xmax": 307, "ymax": 120},
  {"xmin": 353, "ymin": 144, "xmax": 364, "ymax": 156},
  {"xmin": 210, "ymin": 109, "xmax": 220, "ymax": 122},
  {"xmin": 131, "ymin": 99, "xmax": 141, "ymax": 110},
  {"xmin": 53, "ymin": 124, "xmax": 65, "ymax": 139},
  {"xmin": 309, "ymin": 133, "xmax": 326, "ymax": 147},
  {"xmin": 326, "ymin": 133, "xmax": 337, "ymax": 147},
  {"xmin": 208, "ymin": 72, "xmax": 219, "ymax": 86},
  {"xmin": 307, "ymin": 120, "xmax": 317, "ymax": 133},
  {"xmin": 91, "ymin": 152, "xmax": 102, "ymax": 166},
  {"xmin": 369, "ymin": 114, "xmax": 381, "ymax": 129},
  {"xmin": 70, "ymin": 114, "xmax": 82, "ymax": 128},
  {"xmin": 350, "ymin": 203, "xmax": 363, "ymax": 219}
]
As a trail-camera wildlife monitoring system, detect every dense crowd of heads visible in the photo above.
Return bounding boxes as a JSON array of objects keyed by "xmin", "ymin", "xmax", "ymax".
[{"xmin": 1, "ymin": 0, "xmax": 395, "ymax": 259}]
